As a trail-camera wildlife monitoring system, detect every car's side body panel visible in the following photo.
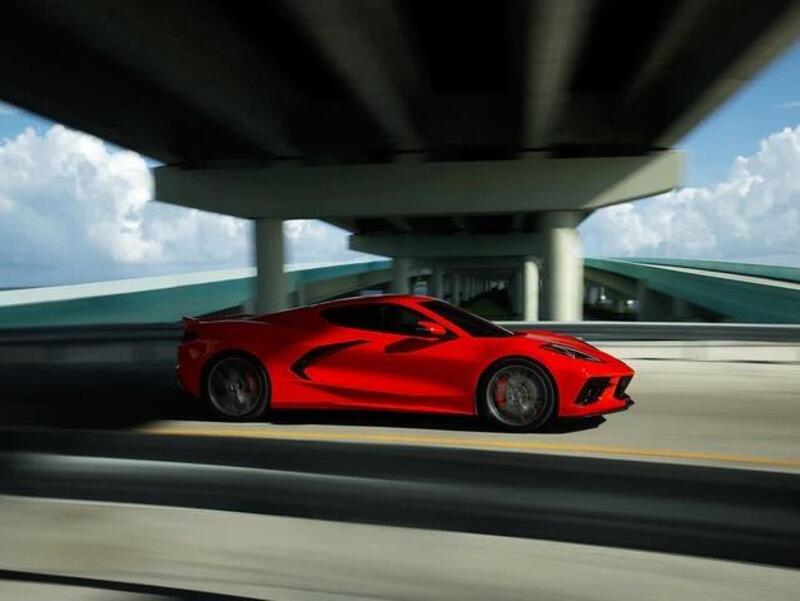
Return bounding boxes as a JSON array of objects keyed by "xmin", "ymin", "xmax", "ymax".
[{"xmin": 177, "ymin": 295, "xmax": 635, "ymax": 419}]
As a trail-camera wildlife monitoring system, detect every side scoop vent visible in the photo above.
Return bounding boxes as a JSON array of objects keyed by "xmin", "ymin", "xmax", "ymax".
[{"xmin": 290, "ymin": 340, "xmax": 367, "ymax": 380}]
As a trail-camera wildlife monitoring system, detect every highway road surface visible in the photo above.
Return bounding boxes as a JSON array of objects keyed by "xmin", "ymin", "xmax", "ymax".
[
  {"xmin": 1, "ymin": 354, "xmax": 798, "ymax": 470},
  {"xmin": 1, "ymin": 495, "xmax": 798, "ymax": 601},
  {"xmin": 1, "ymin": 356, "xmax": 799, "ymax": 599},
  {"xmin": 134, "ymin": 358, "xmax": 800, "ymax": 472}
]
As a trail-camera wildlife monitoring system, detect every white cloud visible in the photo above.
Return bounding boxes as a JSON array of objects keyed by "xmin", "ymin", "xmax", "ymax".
[
  {"xmin": 580, "ymin": 125, "xmax": 800, "ymax": 266},
  {"xmin": 778, "ymin": 100, "xmax": 800, "ymax": 109},
  {"xmin": 0, "ymin": 125, "xmax": 371, "ymax": 286},
  {"xmin": 3, "ymin": 122, "xmax": 797, "ymax": 287},
  {"xmin": 284, "ymin": 219, "xmax": 374, "ymax": 264}
]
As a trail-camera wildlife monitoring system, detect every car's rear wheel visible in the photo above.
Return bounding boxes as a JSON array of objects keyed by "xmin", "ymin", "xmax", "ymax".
[
  {"xmin": 478, "ymin": 358, "xmax": 556, "ymax": 432},
  {"xmin": 204, "ymin": 355, "xmax": 269, "ymax": 421}
]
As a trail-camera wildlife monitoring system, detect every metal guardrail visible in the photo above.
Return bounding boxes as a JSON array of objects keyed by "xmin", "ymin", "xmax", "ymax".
[{"xmin": 1, "ymin": 429, "xmax": 798, "ymax": 569}]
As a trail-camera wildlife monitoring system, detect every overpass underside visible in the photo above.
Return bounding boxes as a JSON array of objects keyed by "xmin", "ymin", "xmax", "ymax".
[
  {"xmin": 5, "ymin": 1, "xmax": 799, "ymax": 319},
  {"xmin": 159, "ymin": 154, "xmax": 680, "ymax": 319}
]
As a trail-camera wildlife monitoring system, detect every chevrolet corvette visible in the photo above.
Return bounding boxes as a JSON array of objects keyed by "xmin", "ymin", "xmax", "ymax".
[{"xmin": 177, "ymin": 295, "xmax": 634, "ymax": 431}]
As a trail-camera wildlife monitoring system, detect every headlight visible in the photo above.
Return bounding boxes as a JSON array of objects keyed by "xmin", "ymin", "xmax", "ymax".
[{"xmin": 542, "ymin": 342, "xmax": 601, "ymax": 363}]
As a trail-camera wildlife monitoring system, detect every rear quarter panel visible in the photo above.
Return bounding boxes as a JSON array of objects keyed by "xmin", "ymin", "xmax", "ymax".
[{"xmin": 177, "ymin": 319, "xmax": 310, "ymax": 400}]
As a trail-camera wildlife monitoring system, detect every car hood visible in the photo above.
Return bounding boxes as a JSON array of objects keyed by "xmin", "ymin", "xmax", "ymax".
[
  {"xmin": 516, "ymin": 329, "xmax": 593, "ymax": 348},
  {"xmin": 514, "ymin": 329, "xmax": 622, "ymax": 364}
]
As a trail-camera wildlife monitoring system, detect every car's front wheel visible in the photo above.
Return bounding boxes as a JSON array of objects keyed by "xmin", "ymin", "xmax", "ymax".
[
  {"xmin": 204, "ymin": 354, "xmax": 269, "ymax": 421},
  {"xmin": 478, "ymin": 358, "xmax": 556, "ymax": 432}
]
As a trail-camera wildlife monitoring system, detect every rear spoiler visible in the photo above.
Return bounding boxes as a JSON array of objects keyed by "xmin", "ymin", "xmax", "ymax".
[
  {"xmin": 182, "ymin": 313, "xmax": 254, "ymax": 327},
  {"xmin": 181, "ymin": 313, "xmax": 259, "ymax": 343}
]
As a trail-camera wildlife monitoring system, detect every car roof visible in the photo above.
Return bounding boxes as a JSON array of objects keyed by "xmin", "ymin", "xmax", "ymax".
[
  {"xmin": 251, "ymin": 294, "xmax": 441, "ymax": 323},
  {"xmin": 308, "ymin": 294, "xmax": 435, "ymax": 311}
]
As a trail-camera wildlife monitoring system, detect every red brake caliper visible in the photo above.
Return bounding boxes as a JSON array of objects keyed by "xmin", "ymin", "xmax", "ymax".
[{"xmin": 494, "ymin": 376, "xmax": 508, "ymax": 407}]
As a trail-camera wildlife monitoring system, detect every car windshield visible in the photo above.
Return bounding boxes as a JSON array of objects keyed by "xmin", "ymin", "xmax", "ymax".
[{"xmin": 421, "ymin": 300, "xmax": 513, "ymax": 338}]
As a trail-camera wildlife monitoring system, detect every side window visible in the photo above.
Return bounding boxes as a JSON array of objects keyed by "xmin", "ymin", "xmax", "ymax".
[
  {"xmin": 321, "ymin": 305, "xmax": 383, "ymax": 331},
  {"xmin": 381, "ymin": 304, "xmax": 428, "ymax": 336},
  {"xmin": 321, "ymin": 303, "xmax": 432, "ymax": 336}
]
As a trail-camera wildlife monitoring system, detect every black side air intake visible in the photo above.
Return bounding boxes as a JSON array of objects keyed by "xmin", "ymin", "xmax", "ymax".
[
  {"xmin": 290, "ymin": 340, "xmax": 367, "ymax": 380},
  {"xmin": 575, "ymin": 377, "xmax": 611, "ymax": 406}
]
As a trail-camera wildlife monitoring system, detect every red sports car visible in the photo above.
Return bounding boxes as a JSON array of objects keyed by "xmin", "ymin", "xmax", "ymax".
[{"xmin": 177, "ymin": 295, "xmax": 634, "ymax": 431}]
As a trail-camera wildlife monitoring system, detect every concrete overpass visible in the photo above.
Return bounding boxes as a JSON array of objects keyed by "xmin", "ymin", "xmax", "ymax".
[
  {"xmin": 0, "ymin": 260, "xmax": 399, "ymax": 328},
  {"xmin": 1, "ymin": 257, "xmax": 798, "ymax": 327},
  {"xmin": 586, "ymin": 258, "xmax": 800, "ymax": 323},
  {"xmin": 3, "ymin": 1, "xmax": 800, "ymax": 320}
]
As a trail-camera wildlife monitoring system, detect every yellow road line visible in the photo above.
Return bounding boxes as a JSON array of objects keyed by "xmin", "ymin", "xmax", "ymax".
[{"xmin": 139, "ymin": 424, "xmax": 800, "ymax": 469}]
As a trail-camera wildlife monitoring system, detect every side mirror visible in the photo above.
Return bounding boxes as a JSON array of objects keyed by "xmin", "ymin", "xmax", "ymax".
[{"xmin": 414, "ymin": 320, "xmax": 448, "ymax": 338}]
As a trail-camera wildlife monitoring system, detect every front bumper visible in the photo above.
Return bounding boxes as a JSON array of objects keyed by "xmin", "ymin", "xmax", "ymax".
[
  {"xmin": 556, "ymin": 365, "xmax": 636, "ymax": 418},
  {"xmin": 576, "ymin": 394, "xmax": 635, "ymax": 418},
  {"xmin": 563, "ymin": 372, "xmax": 634, "ymax": 417}
]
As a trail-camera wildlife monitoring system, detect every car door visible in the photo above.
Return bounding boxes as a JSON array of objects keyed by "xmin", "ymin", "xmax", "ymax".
[{"xmin": 299, "ymin": 302, "xmax": 477, "ymax": 413}]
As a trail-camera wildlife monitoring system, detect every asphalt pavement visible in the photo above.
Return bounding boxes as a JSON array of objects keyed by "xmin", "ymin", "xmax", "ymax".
[
  {"xmin": 134, "ymin": 358, "xmax": 800, "ymax": 472},
  {"xmin": 1, "ymin": 354, "xmax": 799, "ymax": 599},
  {"xmin": 1, "ymin": 495, "xmax": 798, "ymax": 601}
]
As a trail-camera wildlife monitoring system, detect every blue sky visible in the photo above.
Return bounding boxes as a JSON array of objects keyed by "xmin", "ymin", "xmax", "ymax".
[
  {"xmin": 680, "ymin": 41, "xmax": 800, "ymax": 186},
  {"xmin": 0, "ymin": 103, "xmax": 49, "ymax": 142},
  {"xmin": 1, "ymin": 40, "xmax": 800, "ymax": 286}
]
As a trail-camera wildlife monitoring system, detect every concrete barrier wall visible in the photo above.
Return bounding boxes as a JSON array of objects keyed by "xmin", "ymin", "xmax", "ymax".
[
  {"xmin": 627, "ymin": 257, "xmax": 800, "ymax": 284},
  {"xmin": 1, "ymin": 322, "xmax": 798, "ymax": 366},
  {"xmin": 585, "ymin": 258, "xmax": 800, "ymax": 323},
  {"xmin": 0, "ymin": 260, "xmax": 392, "ymax": 328}
]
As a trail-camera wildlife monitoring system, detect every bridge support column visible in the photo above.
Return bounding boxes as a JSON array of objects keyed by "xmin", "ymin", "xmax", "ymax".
[
  {"xmin": 391, "ymin": 258, "xmax": 411, "ymax": 294},
  {"xmin": 255, "ymin": 218, "xmax": 287, "ymax": 314},
  {"xmin": 452, "ymin": 273, "xmax": 462, "ymax": 305},
  {"xmin": 523, "ymin": 258, "xmax": 539, "ymax": 321},
  {"xmin": 508, "ymin": 270, "xmax": 522, "ymax": 317},
  {"xmin": 542, "ymin": 211, "xmax": 583, "ymax": 321},
  {"xmin": 430, "ymin": 267, "xmax": 444, "ymax": 298},
  {"xmin": 637, "ymin": 280, "xmax": 673, "ymax": 321}
]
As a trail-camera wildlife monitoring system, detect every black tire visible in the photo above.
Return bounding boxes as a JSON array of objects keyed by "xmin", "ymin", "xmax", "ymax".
[
  {"xmin": 203, "ymin": 353, "xmax": 269, "ymax": 421},
  {"xmin": 477, "ymin": 358, "xmax": 556, "ymax": 432}
]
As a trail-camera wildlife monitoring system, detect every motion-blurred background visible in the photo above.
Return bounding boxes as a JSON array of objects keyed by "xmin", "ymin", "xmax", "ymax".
[{"xmin": 0, "ymin": 1, "xmax": 799, "ymax": 599}]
